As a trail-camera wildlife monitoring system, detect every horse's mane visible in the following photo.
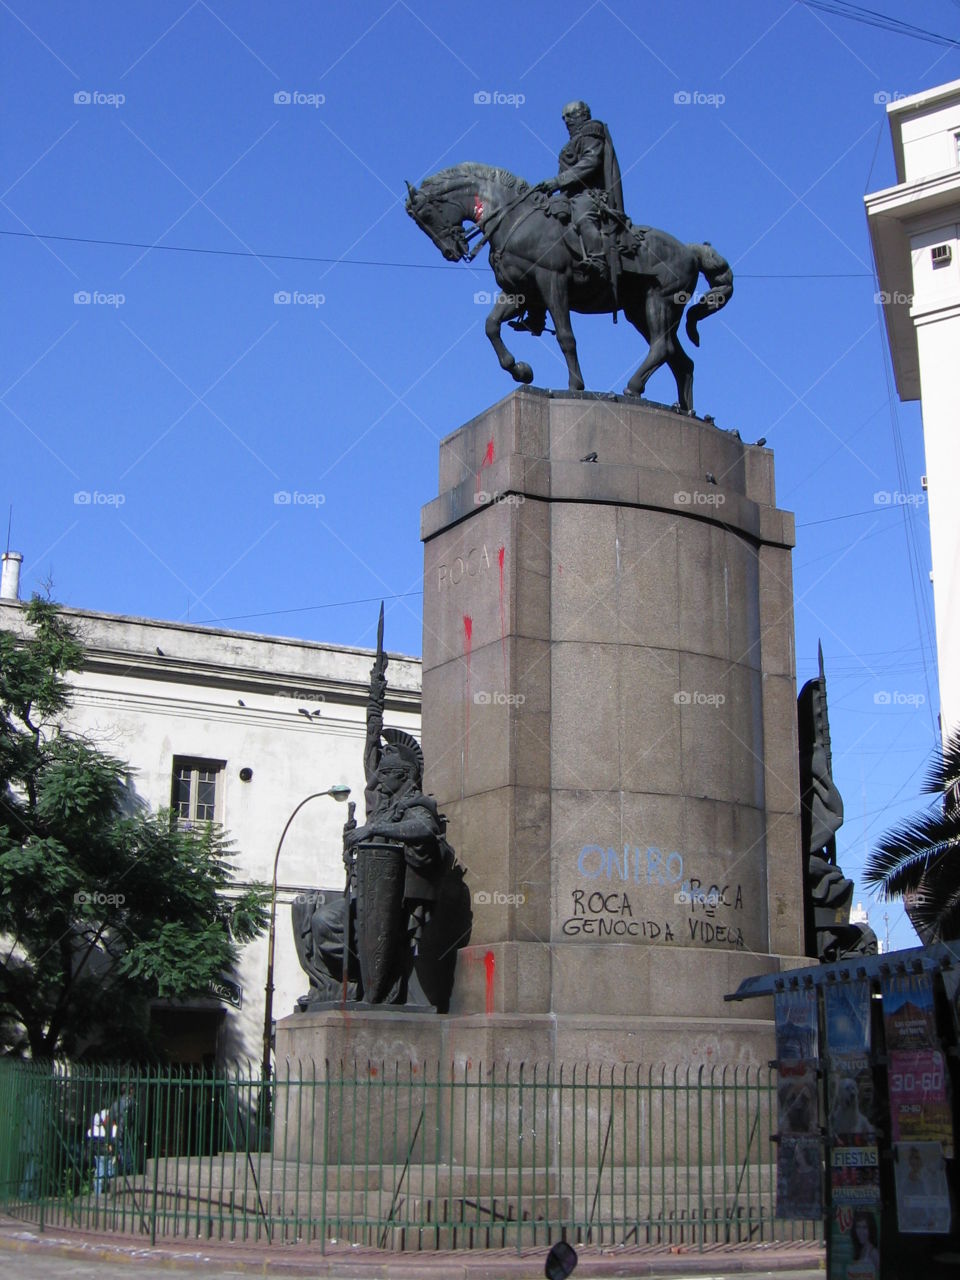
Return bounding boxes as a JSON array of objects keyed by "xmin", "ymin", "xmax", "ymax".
[{"xmin": 421, "ymin": 163, "xmax": 530, "ymax": 195}]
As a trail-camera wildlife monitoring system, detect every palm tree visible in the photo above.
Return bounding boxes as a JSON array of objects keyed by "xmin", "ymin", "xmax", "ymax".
[{"xmin": 864, "ymin": 731, "xmax": 960, "ymax": 943}]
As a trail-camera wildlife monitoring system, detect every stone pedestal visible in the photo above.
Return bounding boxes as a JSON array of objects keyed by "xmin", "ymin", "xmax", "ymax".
[
  {"xmin": 418, "ymin": 389, "xmax": 808, "ymax": 1058},
  {"xmin": 274, "ymin": 1007, "xmax": 780, "ymax": 1168}
]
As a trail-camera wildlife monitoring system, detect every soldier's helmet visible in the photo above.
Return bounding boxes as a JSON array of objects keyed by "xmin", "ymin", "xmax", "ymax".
[{"xmin": 382, "ymin": 728, "xmax": 424, "ymax": 783}]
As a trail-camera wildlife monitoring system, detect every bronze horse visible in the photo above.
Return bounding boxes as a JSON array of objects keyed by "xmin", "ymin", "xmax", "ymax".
[{"xmin": 406, "ymin": 163, "xmax": 732, "ymax": 413}]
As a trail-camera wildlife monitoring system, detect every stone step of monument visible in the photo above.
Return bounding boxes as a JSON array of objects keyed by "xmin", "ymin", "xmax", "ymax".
[
  {"xmin": 141, "ymin": 1156, "xmax": 773, "ymax": 1198},
  {"xmin": 123, "ymin": 1159, "xmax": 778, "ymax": 1243},
  {"xmin": 107, "ymin": 1174, "xmax": 794, "ymax": 1253}
]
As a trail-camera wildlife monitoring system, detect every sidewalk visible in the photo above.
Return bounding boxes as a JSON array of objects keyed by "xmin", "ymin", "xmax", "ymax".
[{"xmin": 0, "ymin": 1215, "xmax": 823, "ymax": 1278}]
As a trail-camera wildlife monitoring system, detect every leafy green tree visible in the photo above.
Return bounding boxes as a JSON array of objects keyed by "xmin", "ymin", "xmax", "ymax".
[
  {"xmin": 864, "ymin": 731, "xmax": 960, "ymax": 943},
  {"xmin": 0, "ymin": 598, "xmax": 268, "ymax": 1058}
]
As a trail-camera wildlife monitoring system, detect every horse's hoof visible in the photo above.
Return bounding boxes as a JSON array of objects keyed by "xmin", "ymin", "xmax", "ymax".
[
  {"xmin": 513, "ymin": 362, "xmax": 534, "ymax": 384},
  {"xmin": 622, "ymin": 387, "xmax": 642, "ymax": 400},
  {"xmin": 568, "ymin": 380, "xmax": 585, "ymax": 393}
]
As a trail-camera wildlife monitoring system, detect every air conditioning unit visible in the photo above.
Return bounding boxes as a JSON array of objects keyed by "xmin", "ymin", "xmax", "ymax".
[{"xmin": 931, "ymin": 243, "xmax": 952, "ymax": 265}]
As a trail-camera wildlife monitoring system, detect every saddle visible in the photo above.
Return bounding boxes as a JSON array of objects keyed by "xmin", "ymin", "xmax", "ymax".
[{"xmin": 545, "ymin": 191, "xmax": 645, "ymax": 288}]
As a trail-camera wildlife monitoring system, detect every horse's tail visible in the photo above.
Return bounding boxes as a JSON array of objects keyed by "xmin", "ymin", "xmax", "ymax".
[{"xmin": 684, "ymin": 243, "xmax": 733, "ymax": 347}]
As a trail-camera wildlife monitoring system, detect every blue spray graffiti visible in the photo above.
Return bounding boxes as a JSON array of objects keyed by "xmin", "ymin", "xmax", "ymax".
[{"xmin": 576, "ymin": 845, "xmax": 684, "ymax": 885}]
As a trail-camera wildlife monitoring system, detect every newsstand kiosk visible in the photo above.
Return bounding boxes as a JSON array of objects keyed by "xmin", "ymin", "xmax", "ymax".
[{"xmin": 728, "ymin": 942, "xmax": 960, "ymax": 1279}]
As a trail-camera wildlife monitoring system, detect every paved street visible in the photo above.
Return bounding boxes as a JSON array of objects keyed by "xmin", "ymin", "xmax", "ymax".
[
  {"xmin": 0, "ymin": 1217, "xmax": 824, "ymax": 1280},
  {"xmin": 0, "ymin": 1253, "xmax": 824, "ymax": 1280}
]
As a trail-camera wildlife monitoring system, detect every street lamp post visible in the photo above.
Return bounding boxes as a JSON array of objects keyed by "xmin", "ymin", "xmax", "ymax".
[{"xmin": 260, "ymin": 784, "xmax": 351, "ymax": 1094}]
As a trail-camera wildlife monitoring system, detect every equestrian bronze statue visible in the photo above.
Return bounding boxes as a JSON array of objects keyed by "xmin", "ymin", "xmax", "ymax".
[{"xmin": 406, "ymin": 100, "xmax": 732, "ymax": 413}]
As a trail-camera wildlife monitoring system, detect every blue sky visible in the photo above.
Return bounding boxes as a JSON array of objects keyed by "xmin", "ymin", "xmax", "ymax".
[{"xmin": 4, "ymin": 1, "xmax": 959, "ymax": 952}]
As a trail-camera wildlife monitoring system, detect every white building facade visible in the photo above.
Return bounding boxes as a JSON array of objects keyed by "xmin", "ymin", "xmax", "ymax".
[
  {"xmin": 866, "ymin": 79, "xmax": 960, "ymax": 736},
  {"xmin": 0, "ymin": 595, "xmax": 421, "ymax": 1065}
]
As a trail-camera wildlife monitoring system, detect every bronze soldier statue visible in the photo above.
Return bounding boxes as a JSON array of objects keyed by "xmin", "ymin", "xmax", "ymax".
[{"xmin": 293, "ymin": 607, "xmax": 470, "ymax": 1010}]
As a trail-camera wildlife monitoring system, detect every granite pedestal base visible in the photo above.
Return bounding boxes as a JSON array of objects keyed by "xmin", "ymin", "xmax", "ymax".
[
  {"xmin": 420, "ymin": 389, "xmax": 807, "ymax": 1029},
  {"xmin": 274, "ymin": 1006, "xmax": 783, "ymax": 1169}
]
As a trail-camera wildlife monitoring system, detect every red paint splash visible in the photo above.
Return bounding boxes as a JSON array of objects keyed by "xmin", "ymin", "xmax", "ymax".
[
  {"xmin": 497, "ymin": 545, "xmax": 507, "ymax": 691},
  {"xmin": 473, "ymin": 193, "xmax": 485, "ymax": 222},
  {"xmin": 463, "ymin": 614, "xmax": 473, "ymax": 763},
  {"xmin": 476, "ymin": 437, "xmax": 495, "ymax": 497},
  {"xmin": 484, "ymin": 950, "xmax": 496, "ymax": 1015}
]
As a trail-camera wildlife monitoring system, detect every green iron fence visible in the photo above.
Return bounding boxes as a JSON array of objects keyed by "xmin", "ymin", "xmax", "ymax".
[{"xmin": 0, "ymin": 1057, "xmax": 819, "ymax": 1252}]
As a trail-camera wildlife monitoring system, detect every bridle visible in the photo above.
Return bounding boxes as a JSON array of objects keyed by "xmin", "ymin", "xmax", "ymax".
[{"xmin": 408, "ymin": 178, "xmax": 538, "ymax": 265}]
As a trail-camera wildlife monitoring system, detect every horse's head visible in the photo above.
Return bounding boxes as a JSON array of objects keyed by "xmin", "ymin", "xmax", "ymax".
[{"xmin": 405, "ymin": 178, "xmax": 470, "ymax": 263}]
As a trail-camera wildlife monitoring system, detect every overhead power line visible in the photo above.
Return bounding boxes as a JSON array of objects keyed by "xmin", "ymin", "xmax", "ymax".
[
  {"xmin": 799, "ymin": 0, "xmax": 960, "ymax": 49},
  {"xmin": 207, "ymin": 590, "xmax": 424, "ymax": 627},
  {"xmin": 797, "ymin": 502, "xmax": 927, "ymax": 527},
  {"xmin": 0, "ymin": 228, "xmax": 872, "ymax": 279}
]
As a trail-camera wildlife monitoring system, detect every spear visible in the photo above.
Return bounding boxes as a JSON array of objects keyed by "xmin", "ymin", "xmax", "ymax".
[{"xmin": 373, "ymin": 600, "xmax": 386, "ymax": 687}]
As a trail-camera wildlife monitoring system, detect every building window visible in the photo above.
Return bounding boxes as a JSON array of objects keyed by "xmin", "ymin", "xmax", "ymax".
[{"xmin": 172, "ymin": 757, "xmax": 224, "ymax": 824}]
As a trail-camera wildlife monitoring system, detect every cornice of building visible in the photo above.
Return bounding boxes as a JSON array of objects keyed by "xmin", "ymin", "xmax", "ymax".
[{"xmin": 0, "ymin": 599, "xmax": 422, "ymax": 708}]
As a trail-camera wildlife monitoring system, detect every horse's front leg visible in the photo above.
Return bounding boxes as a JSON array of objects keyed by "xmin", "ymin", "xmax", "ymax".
[
  {"xmin": 541, "ymin": 272, "xmax": 583, "ymax": 392},
  {"xmin": 485, "ymin": 294, "xmax": 533, "ymax": 384}
]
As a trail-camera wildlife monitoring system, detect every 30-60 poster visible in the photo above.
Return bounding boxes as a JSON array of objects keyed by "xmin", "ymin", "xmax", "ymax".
[{"xmin": 888, "ymin": 1048, "xmax": 953, "ymax": 1152}]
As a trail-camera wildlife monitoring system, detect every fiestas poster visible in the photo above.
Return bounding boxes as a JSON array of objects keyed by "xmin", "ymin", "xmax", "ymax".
[
  {"xmin": 775, "ymin": 988, "xmax": 819, "ymax": 1061},
  {"xmin": 830, "ymin": 1136, "xmax": 880, "ymax": 1207},
  {"xmin": 777, "ymin": 1059, "xmax": 819, "ymax": 1135},
  {"xmin": 829, "ymin": 1203, "xmax": 881, "ymax": 1280},
  {"xmin": 893, "ymin": 1141, "xmax": 951, "ymax": 1234},
  {"xmin": 776, "ymin": 1136, "xmax": 822, "ymax": 1219},
  {"xmin": 824, "ymin": 981, "xmax": 871, "ymax": 1056},
  {"xmin": 888, "ymin": 1048, "xmax": 953, "ymax": 1151},
  {"xmin": 881, "ymin": 972, "xmax": 937, "ymax": 1049}
]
